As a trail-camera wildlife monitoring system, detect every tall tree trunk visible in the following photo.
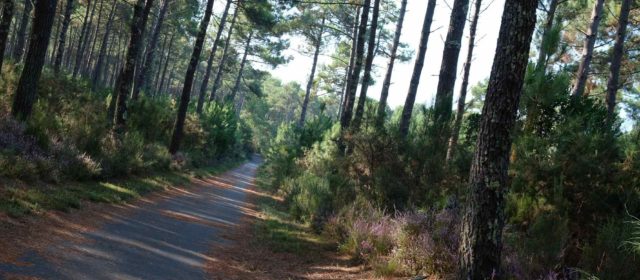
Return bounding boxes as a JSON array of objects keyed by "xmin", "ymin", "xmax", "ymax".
[
  {"xmin": 64, "ymin": 24, "xmax": 76, "ymax": 69},
  {"xmin": 83, "ymin": 0, "xmax": 105, "ymax": 76},
  {"xmin": 53, "ymin": 0, "xmax": 73, "ymax": 73},
  {"xmin": 11, "ymin": 0, "xmax": 58, "ymax": 120},
  {"xmin": 210, "ymin": 1, "xmax": 239, "ymax": 102},
  {"xmin": 338, "ymin": 6, "xmax": 360, "ymax": 120},
  {"xmin": 133, "ymin": 0, "xmax": 169, "ymax": 99},
  {"xmin": 196, "ymin": 0, "xmax": 232, "ymax": 113},
  {"xmin": 48, "ymin": 1, "xmax": 62, "ymax": 65},
  {"xmin": 605, "ymin": 0, "xmax": 631, "ymax": 121},
  {"xmin": 571, "ymin": 0, "xmax": 604, "ymax": 98},
  {"xmin": 432, "ymin": 0, "xmax": 470, "ymax": 152},
  {"xmin": 446, "ymin": 0, "xmax": 482, "ymax": 162},
  {"xmin": 157, "ymin": 32, "xmax": 174, "ymax": 96},
  {"xmin": 399, "ymin": 0, "xmax": 436, "ymax": 138},
  {"xmin": 298, "ymin": 16, "xmax": 325, "ymax": 127},
  {"xmin": 339, "ymin": 0, "xmax": 371, "ymax": 130},
  {"xmin": 536, "ymin": 0, "xmax": 558, "ymax": 70},
  {"xmin": 168, "ymin": 0, "xmax": 215, "ymax": 155},
  {"xmin": 375, "ymin": 0, "xmax": 406, "ymax": 128},
  {"xmin": 0, "ymin": 0, "xmax": 15, "ymax": 71},
  {"xmin": 12, "ymin": 0, "xmax": 32, "ymax": 62},
  {"xmin": 352, "ymin": 0, "xmax": 381, "ymax": 130},
  {"xmin": 91, "ymin": 0, "xmax": 116, "ymax": 91},
  {"xmin": 111, "ymin": 0, "xmax": 155, "ymax": 126},
  {"xmin": 152, "ymin": 33, "xmax": 169, "ymax": 94},
  {"xmin": 227, "ymin": 31, "xmax": 253, "ymax": 105},
  {"xmin": 72, "ymin": 0, "xmax": 97, "ymax": 78},
  {"xmin": 459, "ymin": 0, "xmax": 537, "ymax": 278}
]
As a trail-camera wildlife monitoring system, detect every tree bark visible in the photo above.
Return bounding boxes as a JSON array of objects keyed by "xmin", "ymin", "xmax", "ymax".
[
  {"xmin": 535, "ymin": 0, "xmax": 558, "ymax": 70},
  {"xmin": 298, "ymin": 16, "xmax": 325, "ymax": 128},
  {"xmin": 0, "ymin": 0, "xmax": 15, "ymax": 71},
  {"xmin": 398, "ymin": 0, "xmax": 436, "ymax": 138},
  {"xmin": 338, "ymin": 6, "xmax": 360, "ymax": 120},
  {"xmin": 157, "ymin": 32, "xmax": 175, "ymax": 96},
  {"xmin": 12, "ymin": 0, "xmax": 31, "ymax": 62},
  {"xmin": 72, "ymin": 0, "xmax": 97, "ymax": 78},
  {"xmin": 375, "ymin": 0, "xmax": 406, "ymax": 128},
  {"xmin": 459, "ymin": 0, "xmax": 537, "ymax": 278},
  {"xmin": 83, "ymin": 0, "xmax": 105, "ymax": 76},
  {"xmin": 571, "ymin": 0, "xmax": 604, "ymax": 98},
  {"xmin": 11, "ymin": 0, "xmax": 58, "ymax": 121},
  {"xmin": 210, "ymin": 1, "xmax": 239, "ymax": 102},
  {"xmin": 133, "ymin": 0, "xmax": 169, "ymax": 99},
  {"xmin": 605, "ymin": 0, "xmax": 631, "ymax": 121},
  {"xmin": 91, "ymin": 0, "xmax": 116, "ymax": 91},
  {"xmin": 339, "ymin": 0, "xmax": 370, "ymax": 130},
  {"xmin": 111, "ymin": 0, "xmax": 155, "ymax": 126},
  {"xmin": 228, "ymin": 31, "xmax": 253, "ymax": 105},
  {"xmin": 352, "ymin": 0, "xmax": 381, "ymax": 130},
  {"xmin": 446, "ymin": 0, "xmax": 482, "ymax": 162},
  {"xmin": 53, "ymin": 0, "xmax": 73, "ymax": 74},
  {"xmin": 433, "ymin": 0, "xmax": 470, "ymax": 148},
  {"xmin": 196, "ymin": 0, "xmax": 232, "ymax": 113},
  {"xmin": 168, "ymin": 0, "xmax": 215, "ymax": 155}
]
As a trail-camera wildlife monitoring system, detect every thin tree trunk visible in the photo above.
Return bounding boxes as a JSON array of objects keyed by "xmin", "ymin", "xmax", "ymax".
[
  {"xmin": 72, "ymin": 0, "xmax": 96, "ymax": 78},
  {"xmin": 0, "ymin": 0, "xmax": 15, "ymax": 71},
  {"xmin": 210, "ymin": 1, "xmax": 239, "ymax": 102},
  {"xmin": 605, "ymin": 0, "xmax": 631, "ymax": 121},
  {"xmin": 536, "ymin": 0, "xmax": 558, "ymax": 70},
  {"xmin": 133, "ymin": 0, "xmax": 169, "ymax": 99},
  {"xmin": 53, "ymin": 0, "xmax": 73, "ymax": 73},
  {"xmin": 12, "ymin": 0, "xmax": 31, "ymax": 62},
  {"xmin": 91, "ymin": 0, "xmax": 116, "ymax": 91},
  {"xmin": 49, "ymin": 1, "xmax": 62, "ymax": 65},
  {"xmin": 399, "ymin": 0, "xmax": 436, "ymax": 138},
  {"xmin": 446, "ymin": 0, "xmax": 482, "ymax": 162},
  {"xmin": 433, "ymin": 0, "xmax": 471, "ymax": 146},
  {"xmin": 168, "ymin": 0, "xmax": 215, "ymax": 154},
  {"xmin": 228, "ymin": 31, "xmax": 253, "ymax": 105},
  {"xmin": 11, "ymin": 0, "xmax": 58, "ymax": 120},
  {"xmin": 339, "ymin": 0, "xmax": 371, "ymax": 130},
  {"xmin": 152, "ymin": 33, "xmax": 168, "ymax": 95},
  {"xmin": 298, "ymin": 16, "xmax": 325, "ymax": 127},
  {"xmin": 84, "ymin": 0, "xmax": 105, "ymax": 76},
  {"xmin": 375, "ymin": 0, "xmax": 406, "ymax": 128},
  {"xmin": 571, "ymin": 0, "xmax": 604, "ymax": 98},
  {"xmin": 111, "ymin": 0, "xmax": 155, "ymax": 126},
  {"xmin": 157, "ymin": 32, "xmax": 174, "ymax": 96},
  {"xmin": 352, "ymin": 0, "xmax": 381, "ymax": 130},
  {"xmin": 338, "ymin": 6, "xmax": 360, "ymax": 120},
  {"xmin": 459, "ymin": 0, "xmax": 537, "ymax": 278}
]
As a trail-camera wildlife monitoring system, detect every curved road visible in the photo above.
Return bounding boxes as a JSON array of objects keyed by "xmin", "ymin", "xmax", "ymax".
[{"xmin": 0, "ymin": 159, "xmax": 260, "ymax": 280}]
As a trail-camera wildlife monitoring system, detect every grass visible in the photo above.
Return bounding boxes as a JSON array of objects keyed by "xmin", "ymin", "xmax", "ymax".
[{"xmin": 0, "ymin": 159, "xmax": 245, "ymax": 218}]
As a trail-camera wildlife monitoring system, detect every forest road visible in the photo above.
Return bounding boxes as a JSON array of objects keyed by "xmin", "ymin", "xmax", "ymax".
[{"xmin": 0, "ymin": 158, "xmax": 261, "ymax": 280}]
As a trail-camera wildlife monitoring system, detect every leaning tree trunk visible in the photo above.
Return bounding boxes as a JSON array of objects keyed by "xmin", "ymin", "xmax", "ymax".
[
  {"xmin": 209, "ymin": 1, "xmax": 239, "ymax": 102},
  {"xmin": 459, "ymin": 0, "xmax": 537, "ymax": 278},
  {"xmin": 605, "ymin": 0, "xmax": 631, "ymax": 121},
  {"xmin": 168, "ymin": 0, "xmax": 215, "ymax": 155},
  {"xmin": 571, "ymin": 0, "xmax": 604, "ymax": 98},
  {"xmin": 53, "ymin": 0, "xmax": 73, "ymax": 74},
  {"xmin": 338, "ymin": 6, "xmax": 360, "ymax": 120},
  {"xmin": 0, "ymin": 0, "xmax": 15, "ymax": 71},
  {"xmin": 375, "ymin": 0, "xmax": 406, "ymax": 128},
  {"xmin": 339, "ymin": 0, "xmax": 371, "ymax": 130},
  {"xmin": 446, "ymin": 0, "xmax": 482, "ymax": 163},
  {"xmin": 196, "ymin": 0, "xmax": 232, "ymax": 114},
  {"xmin": 133, "ymin": 0, "xmax": 169, "ymax": 99},
  {"xmin": 11, "ymin": 0, "xmax": 58, "ymax": 121},
  {"xmin": 72, "ymin": 0, "xmax": 97, "ymax": 78},
  {"xmin": 432, "ymin": 0, "xmax": 470, "ymax": 150},
  {"xmin": 12, "ymin": 0, "xmax": 32, "ymax": 62},
  {"xmin": 111, "ymin": 0, "xmax": 155, "ymax": 126},
  {"xmin": 227, "ymin": 31, "xmax": 253, "ymax": 105},
  {"xmin": 352, "ymin": 0, "xmax": 381, "ymax": 130},
  {"xmin": 91, "ymin": 0, "xmax": 116, "ymax": 91},
  {"xmin": 399, "ymin": 0, "xmax": 436, "ymax": 138},
  {"xmin": 536, "ymin": 0, "xmax": 559, "ymax": 70},
  {"xmin": 298, "ymin": 16, "xmax": 325, "ymax": 128}
]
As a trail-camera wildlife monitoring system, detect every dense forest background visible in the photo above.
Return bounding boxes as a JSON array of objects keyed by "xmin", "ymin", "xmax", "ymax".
[{"xmin": 0, "ymin": 0, "xmax": 639, "ymax": 279}]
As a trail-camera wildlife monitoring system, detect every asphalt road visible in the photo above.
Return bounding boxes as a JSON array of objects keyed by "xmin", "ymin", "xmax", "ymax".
[{"xmin": 0, "ymin": 159, "xmax": 260, "ymax": 280}]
